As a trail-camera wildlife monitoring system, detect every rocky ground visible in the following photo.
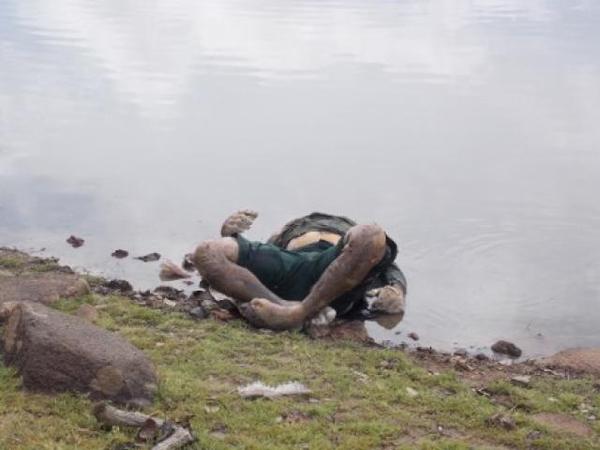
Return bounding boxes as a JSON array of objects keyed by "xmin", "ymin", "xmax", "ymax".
[{"xmin": 1, "ymin": 247, "xmax": 599, "ymax": 449}]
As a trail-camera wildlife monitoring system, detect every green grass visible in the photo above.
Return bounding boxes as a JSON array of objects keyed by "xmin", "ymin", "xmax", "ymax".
[
  {"xmin": 1, "ymin": 294, "xmax": 600, "ymax": 449},
  {"xmin": 0, "ymin": 256, "xmax": 24, "ymax": 270}
]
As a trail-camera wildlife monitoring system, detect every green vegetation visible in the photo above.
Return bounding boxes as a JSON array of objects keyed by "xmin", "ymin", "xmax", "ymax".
[
  {"xmin": 1, "ymin": 293, "xmax": 599, "ymax": 449},
  {"xmin": 0, "ymin": 251, "xmax": 599, "ymax": 449}
]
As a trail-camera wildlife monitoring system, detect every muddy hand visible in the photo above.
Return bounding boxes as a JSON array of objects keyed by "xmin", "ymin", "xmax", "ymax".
[
  {"xmin": 220, "ymin": 209, "xmax": 259, "ymax": 237},
  {"xmin": 366, "ymin": 285, "xmax": 406, "ymax": 316}
]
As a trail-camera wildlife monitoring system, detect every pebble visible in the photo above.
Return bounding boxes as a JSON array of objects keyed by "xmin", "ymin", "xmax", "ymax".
[
  {"xmin": 510, "ymin": 375, "xmax": 531, "ymax": 388},
  {"xmin": 66, "ymin": 235, "xmax": 85, "ymax": 248},
  {"xmin": 189, "ymin": 307, "xmax": 207, "ymax": 320},
  {"xmin": 406, "ymin": 387, "xmax": 419, "ymax": 398},
  {"xmin": 111, "ymin": 249, "xmax": 129, "ymax": 259},
  {"xmin": 491, "ymin": 340, "xmax": 522, "ymax": 358},
  {"xmin": 135, "ymin": 252, "xmax": 161, "ymax": 262},
  {"xmin": 453, "ymin": 348, "xmax": 468, "ymax": 357},
  {"xmin": 408, "ymin": 332, "xmax": 420, "ymax": 341}
]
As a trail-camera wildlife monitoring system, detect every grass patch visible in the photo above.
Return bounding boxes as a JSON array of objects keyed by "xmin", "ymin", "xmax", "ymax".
[{"xmin": 1, "ymin": 295, "xmax": 600, "ymax": 449}]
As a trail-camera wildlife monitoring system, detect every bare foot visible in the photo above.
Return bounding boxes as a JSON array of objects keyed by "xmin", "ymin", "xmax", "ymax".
[{"xmin": 238, "ymin": 298, "xmax": 304, "ymax": 331}]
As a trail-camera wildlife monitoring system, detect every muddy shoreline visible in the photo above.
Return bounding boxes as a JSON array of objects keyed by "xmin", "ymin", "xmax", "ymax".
[{"xmin": 1, "ymin": 246, "xmax": 598, "ymax": 382}]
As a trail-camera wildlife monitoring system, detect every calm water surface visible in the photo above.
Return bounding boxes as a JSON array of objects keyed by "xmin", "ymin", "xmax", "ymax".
[{"xmin": 1, "ymin": 0, "xmax": 599, "ymax": 357}]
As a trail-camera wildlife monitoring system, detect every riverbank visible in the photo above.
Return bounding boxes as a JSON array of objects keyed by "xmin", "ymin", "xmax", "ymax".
[{"xmin": 1, "ymin": 248, "xmax": 599, "ymax": 449}]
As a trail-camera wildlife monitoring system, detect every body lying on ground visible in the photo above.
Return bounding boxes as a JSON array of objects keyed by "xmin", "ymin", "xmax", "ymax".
[{"xmin": 193, "ymin": 211, "xmax": 407, "ymax": 331}]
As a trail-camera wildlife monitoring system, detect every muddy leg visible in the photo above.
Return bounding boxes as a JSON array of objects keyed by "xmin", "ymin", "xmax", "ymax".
[
  {"xmin": 193, "ymin": 238, "xmax": 286, "ymax": 305},
  {"xmin": 240, "ymin": 224, "xmax": 387, "ymax": 330}
]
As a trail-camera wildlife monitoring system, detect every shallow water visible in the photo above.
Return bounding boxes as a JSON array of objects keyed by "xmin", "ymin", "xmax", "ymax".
[{"xmin": 1, "ymin": 0, "xmax": 599, "ymax": 357}]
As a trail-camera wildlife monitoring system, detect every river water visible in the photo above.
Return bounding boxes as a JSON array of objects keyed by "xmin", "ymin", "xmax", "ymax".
[{"xmin": 1, "ymin": 0, "xmax": 599, "ymax": 357}]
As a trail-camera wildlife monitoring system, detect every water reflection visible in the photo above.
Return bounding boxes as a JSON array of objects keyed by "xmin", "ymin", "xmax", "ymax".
[{"xmin": 1, "ymin": 0, "xmax": 599, "ymax": 356}]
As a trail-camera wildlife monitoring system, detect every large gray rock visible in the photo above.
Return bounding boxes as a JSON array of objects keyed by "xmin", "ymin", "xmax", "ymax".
[
  {"xmin": 0, "ymin": 273, "xmax": 89, "ymax": 306},
  {"xmin": 538, "ymin": 347, "xmax": 600, "ymax": 376},
  {"xmin": 1, "ymin": 302, "xmax": 157, "ymax": 406}
]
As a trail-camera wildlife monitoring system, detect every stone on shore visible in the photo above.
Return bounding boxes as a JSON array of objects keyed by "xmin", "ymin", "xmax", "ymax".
[
  {"xmin": 0, "ymin": 301, "xmax": 157, "ymax": 406},
  {"xmin": 306, "ymin": 320, "xmax": 373, "ymax": 344},
  {"xmin": 491, "ymin": 340, "xmax": 522, "ymax": 358},
  {"xmin": 537, "ymin": 347, "xmax": 600, "ymax": 376},
  {"xmin": 0, "ymin": 272, "xmax": 90, "ymax": 306}
]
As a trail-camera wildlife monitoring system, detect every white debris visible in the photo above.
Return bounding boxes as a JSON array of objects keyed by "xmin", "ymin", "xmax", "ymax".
[
  {"xmin": 238, "ymin": 381, "xmax": 311, "ymax": 399},
  {"xmin": 310, "ymin": 307, "xmax": 337, "ymax": 326},
  {"xmin": 406, "ymin": 387, "xmax": 419, "ymax": 398}
]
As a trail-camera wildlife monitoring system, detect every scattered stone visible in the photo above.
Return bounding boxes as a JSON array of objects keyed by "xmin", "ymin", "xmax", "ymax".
[
  {"xmin": 182, "ymin": 254, "xmax": 195, "ymax": 272},
  {"xmin": 204, "ymin": 404, "xmax": 220, "ymax": 414},
  {"xmin": 163, "ymin": 299, "xmax": 177, "ymax": 308},
  {"xmin": 0, "ymin": 273, "xmax": 90, "ymax": 306},
  {"xmin": 491, "ymin": 340, "xmax": 522, "ymax": 358},
  {"xmin": 105, "ymin": 279, "xmax": 133, "ymax": 293},
  {"xmin": 526, "ymin": 430, "xmax": 542, "ymax": 440},
  {"xmin": 486, "ymin": 413, "xmax": 516, "ymax": 430},
  {"xmin": 475, "ymin": 353, "xmax": 489, "ymax": 361},
  {"xmin": 279, "ymin": 411, "xmax": 311, "ymax": 423},
  {"xmin": 453, "ymin": 348, "xmax": 468, "ymax": 357},
  {"xmin": 159, "ymin": 260, "xmax": 191, "ymax": 281},
  {"xmin": 111, "ymin": 249, "xmax": 129, "ymax": 259},
  {"xmin": 93, "ymin": 403, "xmax": 194, "ymax": 449},
  {"xmin": 1, "ymin": 302, "xmax": 157, "ymax": 405},
  {"xmin": 451, "ymin": 357, "xmax": 474, "ymax": 372},
  {"xmin": 305, "ymin": 320, "xmax": 373, "ymax": 344},
  {"xmin": 511, "ymin": 375, "xmax": 531, "ymax": 388},
  {"xmin": 76, "ymin": 304, "xmax": 98, "ymax": 322},
  {"xmin": 531, "ymin": 413, "xmax": 592, "ymax": 437},
  {"xmin": 154, "ymin": 286, "xmax": 184, "ymax": 301},
  {"xmin": 66, "ymin": 235, "xmax": 85, "ymax": 248},
  {"xmin": 537, "ymin": 347, "xmax": 600, "ymax": 376},
  {"xmin": 210, "ymin": 308, "xmax": 236, "ymax": 322},
  {"xmin": 135, "ymin": 253, "xmax": 161, "ymax": 262},
  {"xmin": 215, "ymin": 298, "xmax": 237, "ymax": 311},
  {"xmin": 406, "ymin": 387, "xmax": 418, "ymax": 398},
  {"xmin": 189, "ymin": 307, "xmax": 207, "ymax": 320},
  {"xmin": 408, "ymin": 332, "xmax": 419, "ymax": 341}
]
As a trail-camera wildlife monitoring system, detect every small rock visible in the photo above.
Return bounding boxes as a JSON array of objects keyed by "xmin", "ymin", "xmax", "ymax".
[
  {"xmin": 189, "ymin": 307, "xmax": 207, "ymax": 320},
  {"xmin": 453, "ymin": 348, "xmax": 468, "ymax": 357},
  {"xmin": 135, "ymin": 253, "xmax": 161, "ymax": 262},
  {"xmin": 154, "ymin": 285, "xmax": 184, "ymax": 300},
  {"xmin": 159, "ymin": 260, "xmax": 191, "ymax": 281},
  {"xmin": 408, "ymin": 332, "xmax": 419, "ymax": 341},
  {"xmin": 215, "ymin": 298, "xmax": 237, "ymax": 311},
  {"xmin": 406, "ymin": 387, "xmax": 418, "ymax": 398},
  {"xmin": 210, "ymin": 308, "xmax": 236, "ymax": 321},
  {"xmin": 75, "ymin": 304, "xmax": 98, "ymax": 322},
  {"xmin": 105, "ymin": 279, "xmax": 133, "ymax": 293},
  {"xmin": 491, "ymin": 340, "xmax": 522, "ymax": 358},
  {"xmin": 526, "ymin": 430, "xmax": 542, "ymax": 440},
  {"xmin": 182, "ymin": 254, "xmax": 196, "ymax": 272},
  {"xmin": 163, "ymin": 299, "xmax": 177, "ymax": 307},
  {"xmin": 510, "ymin": 375, "xmax": 531, "ymax": 388},
  {"xmin": 475, "ymin": 353, "xmax": 489, "ymax": 361},
  {"xmin": 588, "ymin": 415, "xmax": 596, "ymax": 421},
  {"xmin": 66, "ymin": 235, "xmax": 85, "ymax": 248},
  {"xmin": 486, "ymin": 413, "xmax": 516, "ymax": 430},
  {"xmin": 111, "ymin": 249, "xmax": 129, "ymax": 259},
  {"xmin": 451, "ymin": 357, "xmax": 474, "ymax": 371}
]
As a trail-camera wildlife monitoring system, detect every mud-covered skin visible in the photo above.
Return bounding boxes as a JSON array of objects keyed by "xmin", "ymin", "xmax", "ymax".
[
  {"xmin": 220, "ymin": 210, "xmax": 258, "ymax": 238},
  {"xmin": 238, "ymin": 224, "xmax": 387, "ymax": 330},
  {"xmin": 194, "ymin": 211, "xmax": 400, "ymax": 330}
]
